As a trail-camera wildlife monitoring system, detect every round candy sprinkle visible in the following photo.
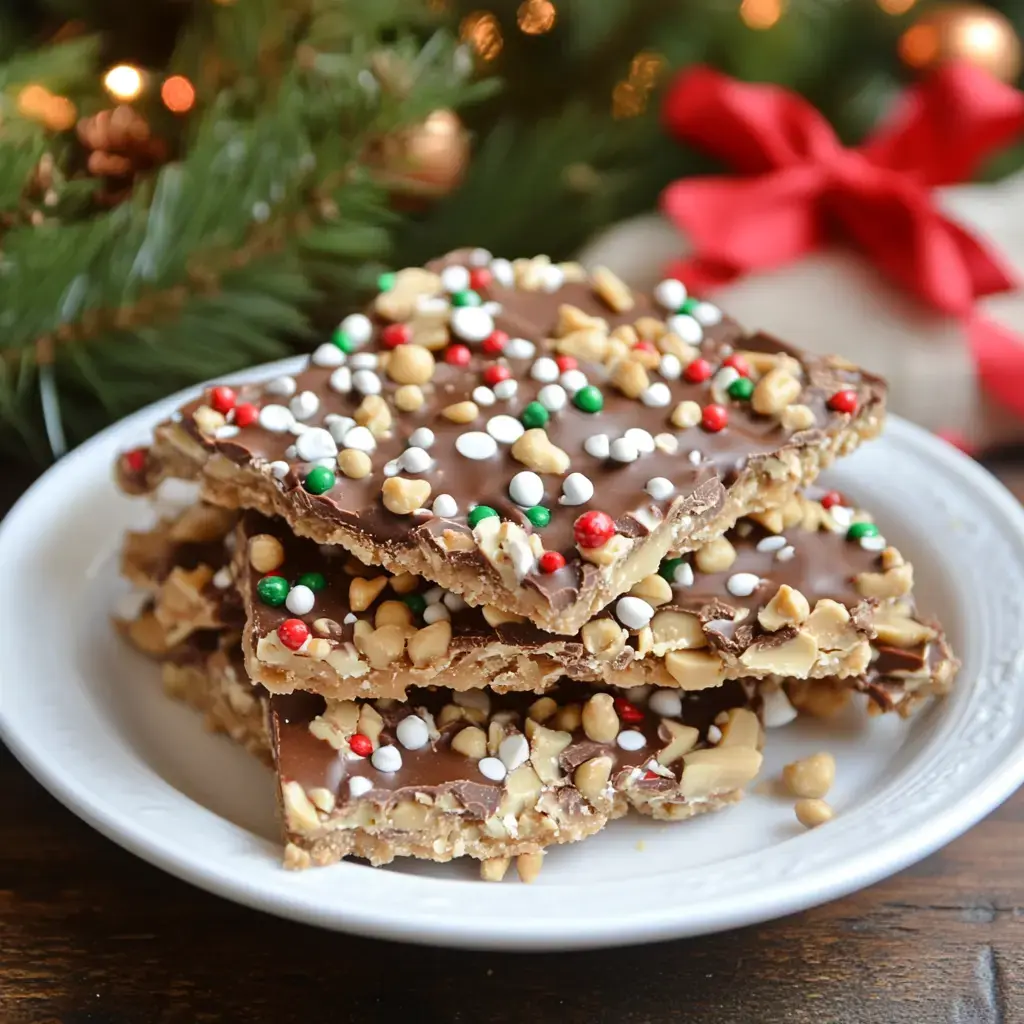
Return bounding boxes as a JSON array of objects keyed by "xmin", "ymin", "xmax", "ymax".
[
  {"xmin": 610, "ymin": 437, "xmax": 638, "ymax": 463},
  {"xmin": 210, "ymin": 386, "xmax": 236, "ymax": 414},
  {"xmin": 683, "ymin": 358, "xmax": 712, "ymax": 384},
  {"xmin": 490, "ymin": 257, "xmax": 514, "ymax": 286},
  {"xmin": 649, "ymin": 689, "xmax": 683, "ymax": 718},
  {"xmin": 555, "ymin": 355, "xmax": 578, "ymax": 373},
  {"xmin": 641, "ymin": 382, "xmax": 671, "ymax": 408},
  {"xmin": 402, "ymin": 593, "xmax": 427, "ymax": 616},
  {"xmin": 478, "ymin": 757, "xmax": 507, "ymax": 782},
  {"xmin": 423, "ymin": 603, "xmax": 451, "ymax": 624},
  {"xmin": 692, "ymin": 301, "xmax": 723, "ymax": 326},
  {"xmin": 277, "ymin": 618, "xmax": 310, "ymax": 651},
  {"xmin": 560, "ymin": 472, "xmax": 594, "ymax": 506},
  {"xmin": 445, "ymin": 344, "xmax": 472, "ymax": 367},
  {"xmin": 331, "ymin": 329, "xmax": 354, "ymax": 354},
  {"xmin": 498, "ymin": 734, "xmax": 530, "ymax": 771},
  {"xmin": 352, "ymin": 369, "xmax": 381, "ymax": 396},
  {"xmin": 828, "ymin": 389, "xmax": 859, "ymax": 414},
  {"xmin": 482, "ymin": 330, "xmax": 508, "ymax": 355},
  {"xmin": 270, "ymin": 460, "xmax": 290, "ymax": 479},
  {"xmin": 756, "ymin": 536, "xmax": 788, "ymax": 553},
  {"xmin": 659, "ymin": 557, "xmax": 684, "ymax": 583},
  {"xmin": 456, "ymin": 431, "xmax": 498, "ymax": 461},
  {"xmin": 234, "ymin": 402, "xmax": 259, "ymax": 427},
  {"xmin": 530, "ymin": 357, "xmax": 559, "ymax": 383},
  {"xmin": 654, "ymin": 278, "xmax": 687, "ymax": 311},
  {"xmin": 124, "ymin": 448, "xmax": 147, "ymax": 473},
  {"xmin": 510, "ymin": 470, "xmax": 544, "ymax": 507},
  {"xmin": 860, "ymin": 534, "xmax": 887, "ymax": 552},
  {"xmin": 674, "ymin": 561, "xmax": 695, "ymax": 587},
  {"xmin": 574, "ymin": 385, "xmax": 604, "ymax": 413},
  {"xmin": 560, "ymin": 369, "xmax": 588, "ymax": 394},
  {"xmin": 820, "ymin": 491, "xmax": 844, "ymax": 509},
  {"xmin": 666, "ymin": 314, "xmax": 703, "ymax": 344},
  {"xmin": 468, "ymin": 505, "xmax": 499, "ymax": 528},
  {"xmin": 441, "ymin": 265, "xmax": 470, "ymax": 293},
  {"xmin": 520, "ymin": 401, "xmax": 549, "ymax": 429},
  {"xmin": 433, "ymin": 493, "xmax": 458, "ymax": 517},
  {"xmin": 624, "ymin": 428, "xmax": 655, "ymax": 453},
  {"xmin": 726, "ymin": 573, "xmax": 762, "ymax": 598},
  {"xmin": 377, "ymin": 271, "xmax": 396, "ymax": 292},
  {"xmin": 483, "ymin": 364, "xmax": 511, "ymax": 387},
  {"xmin": 701, "ymin": 404, "xmax": 729, "ymax": 432},
  {"xmin": 616, "ymin": 730, "xmax": 646, "ymax": 751},
  {"xmin": 472, "ymin": 385, "xmax": 496, "ymax": 406},
  {"xmin": 451, "ymin": 289, "xmax": 481, "ymax": 308},
  {"xmin": 304, "ymin": 466, "xmax": 335, "ymax": 495},
  {"xmin": 265, "ymin": 375, "xmax": 297, "ymax": 397},
  {"xmin": 396, "ymin": 715, "xmax": 430, "ymax": 751},
  {"xmin": 723, "ymin": 354, "xmax": 751, "ymax": 377},
  {"xmin": 450, "ymin": 306, "xmax": 494, "ymax": 343},
  {"xmin": 525, "ymin": 505, "xmax": 551, "ymax": 528},
  {"xmin": 469, "ymin": 267, "xmax": 493, "ymax": 291},
  {"xmin": 493, "ymin": 379, "xmax": 517, "ymax": 400},
  {"xmin": 645, "ymin": 477, "xmax": 674, "ymax": 501},
  {"xmin": 504, "ymin": 338, "xmax": 535, "ymax": 360},
  {"xmin": 727, "ymin": 377, "xmax": 754, "ymax": 401},
  {"xmin": 371, "ymin": 745, "xmax": 403, "ymax": 773},
  {"xmin": 349, "ymin": 733, "xmax": 373, "ymax": 757},
  {"xmin": 584, "ymin": 434, "xmax": 610, "ymax": 459},
  {"xmin": 339, "ymin": 313, "xmax": 372, "ymax": 347},
  {"xmin": 349, "ymin": 776, "xmax": 373, "ymax": 797},
  {"xmin": 469, "ymin": 248, "xmax": 492, "ymax": 267},
  {"xmin": 847, "ymin": 521, "xmax": 879, "ymax": 541},
  {"xmin": 329, "ymin": 367, "xmax": 352, "ymax": 394},
  {"xmin": 381, "ymin": 323, "xmax": 410, "ymax": 348},
  {"xmin": 409, "ymin": 427, "xmax": 435, "ymax": 449},
  {"xmin": 613, "ymin": 696, "xmax": 645, "ymax": 724},
  {"xmin": 312, "ymin": 342, "xmax": 345, "ymax": 367},
  {"xmin": 286, "ymin": 584, "xmax": 315, "ymax": 616},
  {"xmin": 257, "ymin": 575, "xmax": 288, "ymax": 606},
  {"xmin": 342, "ymin": 425, "xmax": 376, "ymax": 452},
  {"xmin": 399, "ymin": 446, "xmax": 432, "ymax": 473},
  {"xmin": 537, "ymin": 383, "xmax": 567, "ymax": 412},
  {"xmin": 616, "ymin": 596, "xmax": 654, "ymax": 630},
  {"xmin": 297, "ymin": 572, "xmax": 326, "ymax": 592},
  {"xmin": 659, "ymin": 354, "xmax": 682, "ymax": 380},
  {"xmin": 574, "ymin": 510, "xmax": 615, "ymax": 549},
  {"xmin": 485, "ymin": 414, "xmax": 524, "ymax": 445},
  {"xmin": 679, "ymin": 297, "xmax": 698, "ymax": 315},
  {"xmin": 539, "ymin": 551, "xmax": 566, "ymax": 573},
  {"xmin": 296, "ymin": 427, "xmax": 338, "ymax": 463}
]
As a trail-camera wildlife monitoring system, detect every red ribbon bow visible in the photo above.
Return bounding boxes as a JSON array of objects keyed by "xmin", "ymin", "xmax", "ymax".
[{"xmin": 661, "ymin": 63, "xmax": 1024, "ymax": 418}]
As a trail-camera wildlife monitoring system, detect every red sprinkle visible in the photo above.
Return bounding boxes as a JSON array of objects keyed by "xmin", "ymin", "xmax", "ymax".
[
  {"xmin": 349, "ymin": 733, "xmax": 373, "ymax": 758},
  {"xmin": 482, "ymin": 330, "xmax": 508, "ymax": 355},
  {"xmin": 820, "ymin": 490, "xmax": 844, "ymax": 510},
  {"xmin": 381, "ymin": 323, "xmax": 411, "ymax": 348},
  {"xmin": 683, "ymin": 358, "xmax": 712, "ymax": 384},
  {"xmin": 538, "ymin": 551, "xmax": 566, "ymax": 573},
  {"xmin": 722, "ymin": 354, "xmax": 751, "ymax": 377},
  {"xmin": 574, "ymin": 510, "xmax": 616, "ymax": 549},
  {"xmin": 469, "ymin": 267, "xmax": 493, "ymax": 291},
  {"xmin": 445, "ymin": 344, "xmax": 472, "ymax": 367},
  {"xmin": 828, "ymin": 389, "xmax": 859, "ymax": 414},
  {"xmin": 277, "ymin": 618, "xmax": 310, "ymax": 651},
  {"xmin": 701, "ymin": 404, "xmax": 729, "ymax": 432},
  {"xmin": 555, "ymin": 355, "xmax": 577, "ymax": 374},
  {"xmin": 613, "ymin": 697, "xmax": 644, "ymax": 724},
  {"xmin": 123, "ymin": 448, "xmax": 147, "ymax": 473},
  {"xmin": 483, "ymin": 364, "xmax": 511, "ymax": 386},
  {"xmin": 210, "ymin": 386, "xmax": 236, "ymax": 414},
  {"xmin": 233, "ymin": 402, "xmax": 259, "ymax": 427},
  {"xmin": 633, "ymin": 340, "xmax": 656, "ymax": 354}
]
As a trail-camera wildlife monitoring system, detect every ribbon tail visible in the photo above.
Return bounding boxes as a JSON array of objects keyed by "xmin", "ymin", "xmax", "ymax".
[{"xmin": 967, "ymin": 314, "xmax": 1024, "ymax": 420}]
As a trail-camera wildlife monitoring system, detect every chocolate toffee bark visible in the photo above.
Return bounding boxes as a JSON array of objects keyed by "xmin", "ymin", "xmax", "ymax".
[
  {"xmin": 133, "ymin": 251, "xmax": 886, "ymax": 634},
  {"xmin": 271, "ymin": 680, "xmax": 764, "ymax": 877},
  {"xmin": 237, "ymin": 490, "xmax": 956, "ymax": 702}
]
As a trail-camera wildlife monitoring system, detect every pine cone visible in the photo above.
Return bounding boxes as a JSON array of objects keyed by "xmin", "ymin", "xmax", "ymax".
[{"xmin": 76, "ymin": 106, "xmax": 167, "ymax": 206}]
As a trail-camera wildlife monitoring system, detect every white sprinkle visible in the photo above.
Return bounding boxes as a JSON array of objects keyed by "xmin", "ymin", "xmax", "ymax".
[
  {"xmin": 352, "ymin": 369, "xmax": 381, "ymax": 395},
  {"xmin": 348, "ymin": 776, "xmax": 373, "ymax": 797},
  {"xmin": 707, "ymin": 725, "xmax": 723, "ymax": 744},
  {"xmin": 624, "ymin": 428, "xmax": 655, "ymax": 454},
  {"xmin": 616, "ymin": 730, "xmax": 646, "ymax": 751},
  {"xmin": 616, "ymin": 596, "xmax": 654, "ymax": 630},
  {"xmin": 541, "ymin": 264, "xmax": 565, "ymax": 292},
  {"xmin": 339, "ymin": 313, "xmax": 372, "ymax": 346},
  {"xmin": 397, "ymin": 447, "xmax": 430, "ymax": 473},
  {"xmin": 443, "ymin": 591, "xmax": 467, "ymax": 612},
  {"xmin": 270, "ymin": 460, "xmax": 290, "ymax": 479},
  {"xmin": 641, "ymin": 382, "xmax": 672, "ymax": 408},
  {"xmin": 538, "ymin": 384, "xmax": 567, "ymax": 412},
  {"xmin": 584, "ymin": 434, "xmax": 610, "ymax": 459},
  {"xmin": 530, "ymin": 357, "xmax": 559, "ymax": 383},
  {"xmin": 258, "ymin": 404, "xmax": 294, "ymax": 433},
  {"xmin": 343, "ymin": 612, "xmax": 357, "ymax": 625},
  {"xmin": 659, "ymin": 354, "xmax": 682, "ymax": 380},
  {"xmin": 211, "ymin": 565, "xmax": 233, "ymax": 590},
  {"xmin": 493, "ymin": 379, "xmax": 518, "ymax": 400},
  {"xmin": 311, "ymin": 343, "xmax": 345, "ymax": 368},
  {"xmin": 649, "ymin": 690, "xmax": 683, "ymax": 717},
  {"xmin": 286, "ymin": 584, "xmax": 315, "ymax": 615},
  {"xmin": 688, "ymin": 449, "xmax": 702, "ymax": 466},
  {"xmin": 451, "ymin": 306, "xmax": 494, "ymax": 342},
  {"xmin": 560, "ymin": 369, "xmax": 588, "ymax": 394},
  {"xmin": 432, "ymin": 493, "xmax": 458, "ymax": 517},
  {"xmin": 726, "ymin": 573, "xmax": 762, "ymax": 597},
  {"xmin": 265, "ymin": 375, "xmax": 297, "ymax": 397},
  {"xmin": 654, "ymin": 278, "xmax": 687, "ymax": 311},
  {"xmin": 736, "ymin": 522, "xmax": 753, "ymax": 537},
  {"xmin": 756, "ymin": 535, "xmax": 788, "ymax": 553},
  {"xmin": 409, "ymin": 427, "xmax": 435, "ymax": 449},
  {"xmin": 673, "ymin": 562, "xmax": 695, "ymax": 587},
  {"xmin": 829, "ymin": 505, "xmax": 854, "ymax": 527},
  {"xmin": 498, "ymin": 734, "xmax": 530, "ymax": 771},
  {"xmin": 329, "ymin": 366, "xmax": 352, "ymax": 394},
  {"xmin": 396, "ymin": 715, "xmax": 430, "ymax": 751},
  {"xmin": 423, "ymin": 603, "xmax": 451, "ymax": 624},
  {"xmin": 469, "ymin": 248, "xmax": 492, "ymax": 267},
  {"xmin": 456, "ymin": 431, "xmax": 498, "ymax": 460},
  {"xmin": 284, "ymin": 445, "xmax": 298, "ymax": 459},
  {"xmin": 776, "ymin": 545, "xmax": 796, "ymax": 562},
  {"xmin": 295, "ymin": 428, "xmax": 338, "ymax": 462},
  {"xmin": 473, "ymin": 386, "xmax": 497, "ymax": 407},
  {"xmin": 711, "ymin": 367, "xmax": 740, "ymax": 404},
  {"xmin": 645, "ymin": 477, "xmax": 674, "ymax": 501},
  {"xmin": 610, "ymin": 437, "xmax": 639, "ymax": 463},
  {"xmin": 655, "ymin": 433, "xmax": 678, "ymax": 454},
  {"xmin": 504, "ymin": 338, "xmax": 535, "ymax": 360},
  {"xmin": 349, "ymin": 352, "xmax": 379, "ymax": 370},
  {"xmin": 290, "ymin": 391, "xmax": 319, "ymax": 421},
  {"xmin": 326, "ymin": 416, "xmax": 356, "ymax": 445},
  {"xmin": 287, "ymin": 420, "xmax": 308, "ymax": 436},
  {"xmin": 424, "ymin": 586, "xmax": 444, "ymax": 605},
  {"xmin": 215, "ymin": 425, "xmax": 240, "ymax": 440},
  {"xmin": 342, "ymin": 425, "xmax": 376, "ymax": 452},
  {"xmin": 478, "ymin": 757, "xmax": 507, "ymax": 782},
  {"xmin": 509, "ymin": 470, "xmax": 544, "ymax": 507},
  {"xmin": 441, "ymin": 265, "xmax": 470, "ymax": 293},
  {"xmin": 371, "ymin": 745, "xmax": 403, "ymax": 773},
  {"xmin": 416, "ymin": 295, "xmax": 450, "ymax": 317},
  {"xmin": 860, "ymin": 535, "xmax": 887, "ymax": 552},
  {"xmin": 490, "ymin": 258, "xmax": 514, "ymax": 287},
  {"xmin": 666, "ymin": 314, "xmax": 703, "ymax": 344},
  {"xmin": 762, "ymin": 687, "xmax": 798, "ymax": 728},
  {"xmin": 692, "ymin": 301, "xmax": 723, "ymax": 326},
  {"xmin": 560, "ymin": 473, "xmax": 594, "ymax": 506}
]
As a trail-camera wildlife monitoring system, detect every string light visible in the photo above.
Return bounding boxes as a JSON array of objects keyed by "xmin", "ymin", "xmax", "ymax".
[
  {"xmin": 898, "ymin": 22, "xmax": 939, "ymax": 67},
  {"xmin": 104, "ymin": 64, "xmax": 144, "ymax": 101},
  {"xmin": 611, "ymin": 51, "xmax": 665, "ymax": 119},
  {"xmin": 612, "ymin": 81, "xmax": 645, "ymax": 119},
  {"xmin": 878, "ymin": 0, "xmax": 916, "ymax": 14},
  {"xmin": 740, "ymin": 0, "xmax": 785, "ymax": 30},
  {"xmin": 161, "ymin": 75, "xmax": 196, "ymax": 113},
  {"xmin": 460, "ymin": 11, "xmax": 503, "ymax": 60},
  {"xmin": 17, "ymin": 85, "xmax": 77, "ymax": 131},
  {"xmin": 517, "ymin": 0, "xmax": 556, "ymax": 34}
]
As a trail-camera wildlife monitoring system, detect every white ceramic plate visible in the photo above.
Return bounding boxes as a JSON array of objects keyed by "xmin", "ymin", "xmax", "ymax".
[{"xmin": 3, "ymin": 357, "xmax": 1024, "ymax": 951}]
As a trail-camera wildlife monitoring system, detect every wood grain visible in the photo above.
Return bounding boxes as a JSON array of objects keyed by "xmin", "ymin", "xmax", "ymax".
[{"xmin": 3, "ymin": 460, "xmax": 1024, "ymax": 1024}]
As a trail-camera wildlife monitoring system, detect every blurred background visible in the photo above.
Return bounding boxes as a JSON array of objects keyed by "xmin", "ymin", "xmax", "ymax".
[{"xmin": 3, "ymin": 0, "xmax": 1024, "ymax": 467}]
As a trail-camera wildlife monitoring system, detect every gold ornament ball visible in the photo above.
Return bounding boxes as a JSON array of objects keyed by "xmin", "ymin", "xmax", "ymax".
[{"xmin": 899, "ymin": 4, "xmax": 1022, "ymax": 82}]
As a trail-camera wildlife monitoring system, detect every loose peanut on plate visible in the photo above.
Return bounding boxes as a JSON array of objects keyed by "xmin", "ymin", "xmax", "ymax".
[
  {"xmin": 795, "ymin": 798, "xmax": 834, "ymax": 829},
  {"xmin": 782, "ymin": 752, "xmax": 836, "ymax": 799}
]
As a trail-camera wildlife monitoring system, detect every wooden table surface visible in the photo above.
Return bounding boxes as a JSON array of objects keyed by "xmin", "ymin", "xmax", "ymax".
[{"xmin": 3, "ymin": 461, "xmax": 1024, "ymax": 1024}]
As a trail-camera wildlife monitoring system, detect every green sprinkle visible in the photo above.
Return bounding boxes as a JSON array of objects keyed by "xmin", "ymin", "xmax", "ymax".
[
  {"xmin": 525, "ymin": 505, "xmax": 551, "ymax": 528},
  {"xmin": 451, "ymin": 290, "xmax": 481, "ymax": 307},
  {"xmin": 679, "ymin": 297, "xmax": 698, "ymax": 315},
  {"xmin": 468, "ymin": 505, "xmax": 499, "ymax": 528},
  {"xmin": 304, "ymin": 466, "xmax": 336, "ymax": 495},
  {"xmin": 402, "ymin": 593, "xmax": 427, "ymax": 616},
  {"xmin": 659, "ymin": 557, "xmax": 685, "ymax": 583},
  {"xmin": 297, "ymin": 572, "xmax": 326, "ymax": 592},
  {"xmin": 846, "ymin": 521, "xmax": 880, "ymax": 541},
  {"xmin": 573, "ymin": 385, "xmax": 604, "ymax": 414},
  {"xmin": 331, "ymin": 328, "xmax": 354, "ymax": 354},
  {"xmin": 521, "ymin": 401, "xmax": 550, "ymax": 429},
  {"xmin": 377, "ymin": 272, "xmax": 396, "ymax": 292},
  {"xmin": 728, "ymin": 377, "xmax": 754, "ymax": 401},
  {"xmin": 256, "ymin": 575, "xmax": 289, "ymax": 607}
]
